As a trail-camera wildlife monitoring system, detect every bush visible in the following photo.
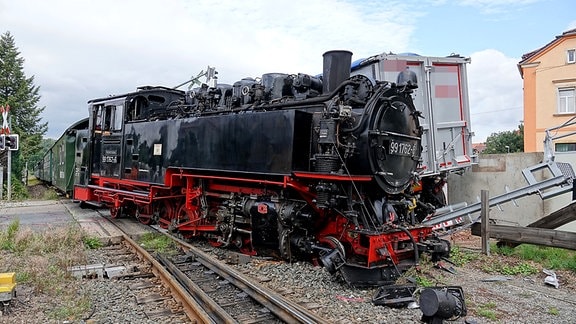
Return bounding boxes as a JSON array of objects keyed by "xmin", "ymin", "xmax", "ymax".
[{"xmin": 2, "ymin": 175, "xmax": 29, "ymax": 200}]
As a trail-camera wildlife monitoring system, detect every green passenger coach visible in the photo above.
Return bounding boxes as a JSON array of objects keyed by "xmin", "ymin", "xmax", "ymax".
[{"xmin": 36, "ymin": 118, "xmax": 89, "ymax": 196}]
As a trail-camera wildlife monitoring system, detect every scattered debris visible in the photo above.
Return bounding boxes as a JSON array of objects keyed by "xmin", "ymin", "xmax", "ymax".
[
  {"xmin": 335, "ymin": 295, "xmax": 365, "ymax": 303},
  {"xmin": 68, "ymin": 264, "xmax": 132, "ymax": 279},
  {"xmin": 435, "ymin": 261, "xmax": 457, "ymax": 274},
  {"xmin": 543, "ymin": 269, "xmax": 559, "ymax": 289},
  {"xmin": 68, "ymin": 264, "xmax": 105, "ymax": 279},
  {"xmin": 481, "ymin": 276, "xmax": 512, "ymax": 282},
  {"xmin": 105, "ymin": 265, "xmax": 127, "ymax": 279},
  {"xmin": 372, "ymin": 284, "xmax": 416, "ymax": 308},
  {"xmin": 226, "ymin": 251, "xmax": 252, "ymax": 265}
]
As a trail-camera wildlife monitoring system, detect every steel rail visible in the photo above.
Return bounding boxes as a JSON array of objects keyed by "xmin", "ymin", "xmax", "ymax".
[
  {"xmin": 169, "ymin": 235, "xmax": 331, "ymax": 324},
  {"xmin": 120, "ymin": 233, "xmax": 215, "ymax": 323},
  {"xmin": 155, "ymin": 254, "xmax": 238, "ymax": 324}
]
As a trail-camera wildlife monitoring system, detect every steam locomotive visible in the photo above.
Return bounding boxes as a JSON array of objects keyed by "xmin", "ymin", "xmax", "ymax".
[{"xmin": 69, "ymin": 50, "xmax": 451, "ymax": 287}]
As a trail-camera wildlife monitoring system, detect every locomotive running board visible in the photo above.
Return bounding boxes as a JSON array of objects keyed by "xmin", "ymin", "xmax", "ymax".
[{"xmin": 422, "ymin": 161, "xmax": 575, "ymax": 232}]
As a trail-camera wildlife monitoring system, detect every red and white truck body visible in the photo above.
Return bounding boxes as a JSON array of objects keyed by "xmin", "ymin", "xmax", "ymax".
[{"xmin": 351, "ymin": 52, "xmax": 475, "ymax": 178}]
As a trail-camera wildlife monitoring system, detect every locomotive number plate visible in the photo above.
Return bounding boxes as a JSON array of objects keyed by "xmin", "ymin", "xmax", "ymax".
[
  {"xmin": 388, "ymin": 140, "xmax": 416, "ymax": 157},
  {"xmin": 102, "ymin": 155, "xmax": 118, "ymax": 163}
]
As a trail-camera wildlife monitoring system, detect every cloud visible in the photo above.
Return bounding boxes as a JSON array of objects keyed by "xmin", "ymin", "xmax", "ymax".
[
  {"xmin": 1, "ymin": 0, "xmax": 422, "ymax": 138},
  {"xmin": 457, "ymin": 0, "xmax": 540, "ymax": 14},
  {"xmin": 468, "ymin": 49, "xmax": 523, "ymax": 142},
  {"xmin": 0, "ymin": 0, "xmax": 530, "ymax": 146}
]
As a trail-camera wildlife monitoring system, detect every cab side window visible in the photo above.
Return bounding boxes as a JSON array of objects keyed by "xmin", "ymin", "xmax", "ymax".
[
  {"xmin": 113, "ymin": 104, "xmax": 123, "ymax": 131},
  {"xmin": 93, "ymin": 104, "xmax": 123, "ymax": 133},
  {"xmin": 103, "ymin": 105, "xmax": 113, "ymax": 131},
  {"xmin": 94, "ymin": 105, "xmax": 103, "ymax": 131}
]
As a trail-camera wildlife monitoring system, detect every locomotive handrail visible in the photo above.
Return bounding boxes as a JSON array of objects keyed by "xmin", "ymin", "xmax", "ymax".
[
  {"xmin": 368, "ymin": 129, "xmax": 420, "ymax": 140},
  {"xmin": 88, "ymin": 185, "xmax": 151, "ymax": 198},
  {"xmin": 198, "ymin": 80, "xmax": 358, "ymax": 117},
  {"xmin": 291, "ymin": 172, "xmax": 372, "ymax": 181}
]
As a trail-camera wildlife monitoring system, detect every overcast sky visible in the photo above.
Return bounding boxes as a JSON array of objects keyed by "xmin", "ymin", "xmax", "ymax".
[{"xmin": 1, "ymin": 0, "xmax": 575, "ymax": 142}]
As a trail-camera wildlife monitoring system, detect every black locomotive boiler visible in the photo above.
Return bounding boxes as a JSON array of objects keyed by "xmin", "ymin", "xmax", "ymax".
[{"xmin": 74, "ymin": 50, "xmax": 450, "ymax": 286}]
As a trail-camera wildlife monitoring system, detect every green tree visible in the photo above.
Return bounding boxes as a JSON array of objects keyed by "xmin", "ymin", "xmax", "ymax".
[
  {"xmin": 28, "ymin": 137, "xmax": 56, "ymax": 172},
  {"xmin": 0, "ymin": 31, "xmax": 48, "ymax": 181},
  {"xmin": 483, "ymin": 123, "xmax": 524, "ymax": 154}
]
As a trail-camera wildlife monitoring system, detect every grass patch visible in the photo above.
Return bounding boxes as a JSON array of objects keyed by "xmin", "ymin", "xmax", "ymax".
[
  {"xmin": 397, "ymin": 254, "xmax": 446, "ymax": 287},
  {"xmin": 0, "ymin": 221, "xmax": 91, "ymax": 320},
  {"xmin": 27, "ymin": 177, "xmax": 42, "ymax": 186},
  {"xmin": 138, "ymin": 232, "xmax": 178, "ymax": 254},
  {"xmin": 477, "ymin": 301, "xmax": 498, "ymax": 321},
  {"xmin": 42, "ymin": 188, "xmax": 60, "ymax": 200},
  {"xmin": 83, "ymin": 236, "xmax": 103, "ymax": 249},
  {"xmin": 493, "ymin": 244, "xmax": 576, "ymax": 272},
  {"xmin": 548, "ymin": 307, "xmax": 559, "ymax": 316},
  {"xmin": 450, "ymin": 245, "xmax": 480, "ymax": 266},
  {"xmin": 4, "ymin": 175, "xmax": 29, "ymax": 200},
  {"xmin": 414, "ymin": 275, "xmax": 435, "ymax": 287},
  {"xmin": 47, "ymin": 294, "xmax": 91, "ymax": 320},
  {"xmin": 480, "ymin": 259, "xmax": 539, "ymax": 276},
  {"xmin": 0, "ymin": 218, "xmax": 20, "ymax": 250}
]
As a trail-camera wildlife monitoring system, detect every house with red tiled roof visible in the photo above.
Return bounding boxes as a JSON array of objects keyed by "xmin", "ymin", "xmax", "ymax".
[
  {"xmin": 518, "ymin": 28, "xmax": 576, "ymax": 153},
  {"xmin": 472, "ymin": 142, "xmax": 486, "ymax": 154}
]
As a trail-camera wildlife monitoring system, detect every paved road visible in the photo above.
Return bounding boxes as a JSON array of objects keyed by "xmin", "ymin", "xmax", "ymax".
[
  {"xmin": 0, "ymin": 200, "xmax": 118, "ymax": 239},
  {"xmin": 0, "ymin": 199, "xmax": 150, "ymax": 244},
  {"xmin": 0, "ymin": 200, "xmax": 73, "ymax": 229}
]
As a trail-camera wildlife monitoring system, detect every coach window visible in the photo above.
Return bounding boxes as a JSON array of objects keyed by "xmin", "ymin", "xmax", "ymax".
[{"xmin": 59, "ymin": 144, "xmax": 64, "ymax": 165}]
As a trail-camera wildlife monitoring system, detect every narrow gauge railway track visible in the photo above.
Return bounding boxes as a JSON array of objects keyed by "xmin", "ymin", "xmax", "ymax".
[
  {"xmin": 159, "ymin": 235, "xmax": 330, "ymax": 324},
  {"xmin": 103, "ymin": 214, "xmax": 329, "ymax": 323},
  {"xmin": 108, "ymin": 233, "xmax": 215, "ymax": 323}
]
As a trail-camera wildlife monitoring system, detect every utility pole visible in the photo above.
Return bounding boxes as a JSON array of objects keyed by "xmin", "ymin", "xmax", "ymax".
[
  {"xmin": 0, "ymin": 165, "xmax": 3, "ymax": 200},
  {"xmin": 7, "ymin": 150, "xmax": 10, "ymax": 201},
  {"xmin": 0, "ymin": 106, "xmax": 18, "ymax": 201}
]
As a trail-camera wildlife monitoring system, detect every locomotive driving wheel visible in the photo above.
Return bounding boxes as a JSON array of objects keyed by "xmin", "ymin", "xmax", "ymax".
[
  {"xmin": 320, "ymin": 235, "xmax": 347, "ymax": 260},
  {"xmin": 237, "ymin": 234, "xmax": 257, "ymax": 256},
  {"xmin": 154, "ymin": 200, "xmax": 176, "ymax": 229},
  {"xmin": 207, "ymin": 207, "xmax": 224, "ymax": 247},
  {"xmin": 279, "ymin": 228, "xmax": 292, "ymax": 261},
  {"xmin": 110, "ymin": 202, "xmax": 138, "ymax": 220},
  {"xmin": 207, "ymin": 237, "xmax": 224, "ymax": 248},
  {"xmin": 171, "ymin": 203, "xmax": 200, "ymax": 233},
  {"xmin": 135, "ymin": 206, "xmax": 153, "ymax": 225},
  {"xmin": 109, "ymin": 207, "xmax": 121, "ymax": 219}
]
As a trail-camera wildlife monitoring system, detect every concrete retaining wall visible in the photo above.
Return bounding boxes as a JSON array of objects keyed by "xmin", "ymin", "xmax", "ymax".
[{"xmin": 446, "ymin": 152, "xmax": 576, "ymax": 232}]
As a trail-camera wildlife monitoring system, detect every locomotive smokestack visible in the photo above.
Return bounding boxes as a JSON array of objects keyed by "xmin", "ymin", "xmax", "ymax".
[{"xmin": 322, "ymin": 50, "xmax": 352, "ymax": 93}]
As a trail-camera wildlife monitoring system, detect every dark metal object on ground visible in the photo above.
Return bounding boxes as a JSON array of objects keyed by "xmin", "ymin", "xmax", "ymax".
[
  {"xmin": 419, "ymin": 286, "xmax": 466, "ymax": 324},
  {"xmin": 372, "ymin": 284, "xmax": 416, "ymax": 307}
]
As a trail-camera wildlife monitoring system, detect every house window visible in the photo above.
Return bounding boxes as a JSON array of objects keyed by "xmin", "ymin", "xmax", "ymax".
[
  {"xmin": 555, "ymin": 143, "xmax": 576, "ymax": 152},
  {"xmin": 568, "ymin": 49, "xmax": 576, "ymax": 64},
  {"xmin": 558, "ymin": 88, "xmax": 576, "ymax": 114}
]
